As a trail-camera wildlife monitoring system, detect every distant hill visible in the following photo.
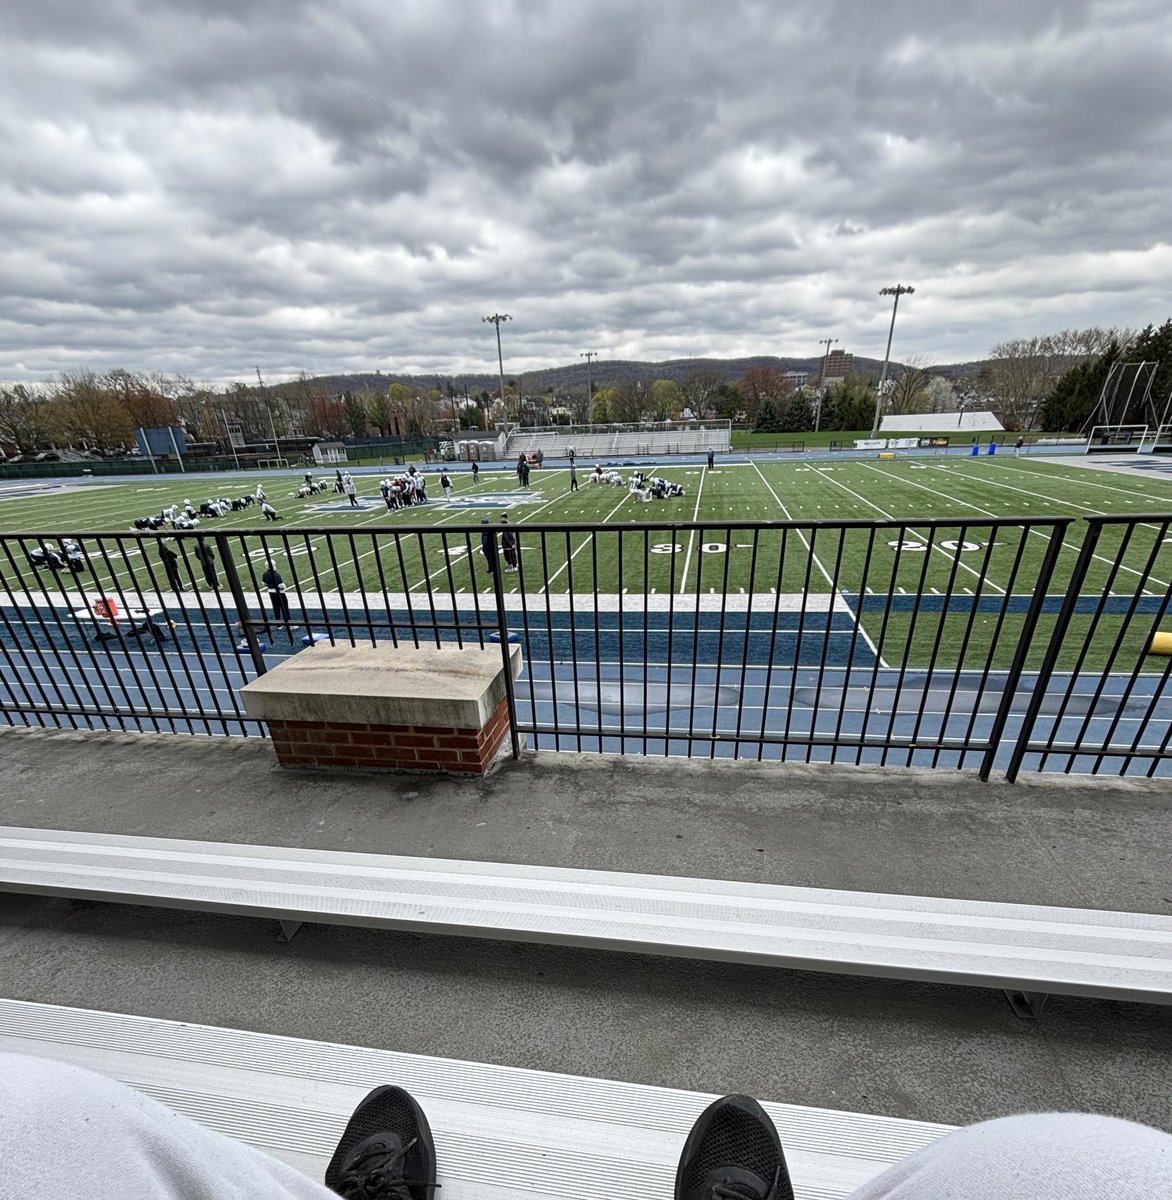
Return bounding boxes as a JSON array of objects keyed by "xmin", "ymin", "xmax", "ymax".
[{"xmin": 313, "ymin": 353, "xmax": 930, "ymax": 396}]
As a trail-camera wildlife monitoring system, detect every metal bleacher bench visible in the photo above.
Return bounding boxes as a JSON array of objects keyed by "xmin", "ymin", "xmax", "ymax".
[
  {"xmin": 1, "ymin": 827, "xmax": 1169, "ymax": 1018},
  {"xmin": 0, "ymin": 998, "xmax": 954, "ymax": 1200}
]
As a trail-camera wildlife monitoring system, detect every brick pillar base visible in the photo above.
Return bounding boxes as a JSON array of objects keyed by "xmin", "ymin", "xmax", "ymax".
[
  {"xmin": 241, "ymin": 643, "xmax": 521, "ymax": 777},
  {"xmin": 266, "ymin": 695, "xmax": 511, "ymax": 775}
]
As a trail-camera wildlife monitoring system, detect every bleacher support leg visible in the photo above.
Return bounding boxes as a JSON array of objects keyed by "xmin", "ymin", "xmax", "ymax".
[
  {"xmin": 1004, "ymin": 989, "xmax": 1049, "ymax": 1019},
  {"xmin": 276, "ymin": 919, "xmax": 303, "ymax": 942}
]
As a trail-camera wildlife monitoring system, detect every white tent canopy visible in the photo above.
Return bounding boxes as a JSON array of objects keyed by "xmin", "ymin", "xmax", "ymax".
[{"xmin": 880, "ymin": 412, "xmax": 1004, "ymax": 433}]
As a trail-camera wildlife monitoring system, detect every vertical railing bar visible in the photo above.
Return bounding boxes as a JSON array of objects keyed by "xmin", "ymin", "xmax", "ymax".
[
  {"xmin": 949, "ymin": 523, "xmax": 1011, "ymax": 763},
  {"xmin": 45, "ymin": 534, "xmax": 135, "ymax": 732},
  {"xmin": 976, "ymin": 521, "xmax": 1070, "ymax": 780},
  {"xmin": 590, "ymin": 531, "xmax": 604, "ymax": 753},
  {"xmin": 1, "ymin": 537, "xmax": 95, "ymax": 728},
  {"xmin": 735, "ymin": 529, "xmax": 762, "ymax": 757},
  {"xmin": 757, "ymin": 527, "xmax": 789, "ymax": 762},
  {"xmin": 805, "ymin": 526, "xmax": 848, "ymax": 764},
  {"xmin": 538, "ymin": 529, "xmax": 561, "ymax": 751},
  {"xmin": 95, "ymin": 534, "xmax": 174, "ymax": 733},
  {"xmin": 564, "ymin": 529, "xmax": 584, "ymax": 752},
  {"xmin": 221, "ymin": 533, "xmax": 268, "ymax": 676},
  {"xmin": 858, "ymin": 526, "xmax": 904, "ymax": 767},
  {"xmin": 616, "ymin": 528, "xmax": 626, "ymax": 756},
  {"xmin": 1004, "ymin": 519, "xmax": 1104, "ymax": 782},
  {"xmin": 1041, "ymin": 520, "xmax": 1133, "ymax": 774},
  {"xmin": 785, "ymin": 523, "xmax": 819, "ymax": 762},
  {"xmin": 1079, "ymin": 519, "xmax": 1170, "ymax": 774},
  {"xmin": 882, "ymin": 523, "xmax": 936, "ymax": 767},
  {"xmin": 513, "ymin": 524, "xmax": 540, "ymax": 748},
  {"xmin": 834, "ymin": 526, "xmax": 877, "ymax": 762}
]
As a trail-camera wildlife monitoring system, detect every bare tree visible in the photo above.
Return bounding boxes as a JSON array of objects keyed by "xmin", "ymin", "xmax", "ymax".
[
  {"xmin": 986, "ymin": 327, "xmax": 1134, "ymax": 430},
  {"xmin": 0, "ymin": 384, "xmax": 56, "ymax": 454},
  {"xmin": 886, "ymin": 356, "xmax": 933, "ymax": 415},
  {"xmin": 680, "ymin": 367, "xmax": 727, "ymax": 419}
]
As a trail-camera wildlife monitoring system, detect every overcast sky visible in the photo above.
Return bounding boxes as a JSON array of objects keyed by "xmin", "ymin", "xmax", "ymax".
[{"xmin": 1, "ymin": 0, "xmax": 1169, "ymax": 385}]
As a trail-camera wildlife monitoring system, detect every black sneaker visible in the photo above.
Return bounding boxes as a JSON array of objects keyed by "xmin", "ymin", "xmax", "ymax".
[
  {"xmin": 675, "ymin": 1095, "xmax": 794, "ymax": 1200},
  {"xmin": 325, "ymin": 1085, "xmax": 439, "ymax": 1200}
]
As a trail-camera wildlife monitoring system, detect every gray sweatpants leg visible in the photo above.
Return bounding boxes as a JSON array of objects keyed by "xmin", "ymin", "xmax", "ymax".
[
  {"xmin": 847, "ymin": 1112, "xmax": 1172, "ymax": 1199},
  {"xmin": 0, "ymin": 1051, "xmax": 334, "ymax": 1200},
  {"xmin": 3, "ymin": 1053, "xmax": 1171, "ymax": 1200}
]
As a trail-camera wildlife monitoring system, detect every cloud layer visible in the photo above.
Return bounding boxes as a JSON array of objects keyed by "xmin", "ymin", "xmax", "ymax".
[{"xmin": 0, "ymin": 0, "xmax": 1169, "ymax": 382}]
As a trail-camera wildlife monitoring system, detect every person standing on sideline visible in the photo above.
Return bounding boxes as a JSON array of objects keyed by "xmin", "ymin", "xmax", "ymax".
[
  {"xmin": 1015, "ymin": 436, "xmax": 1024, "ymax": 457},
  {"xmin": 440, "ymin": 471, "xmax": 452, "ymax": 501},
  {"xmin": 500, "ymin": 515, "xmax": 518, "ymax": 573},
  {"xmin": 345, "ymin": 476, "xmax": 359, "ymax": 508},
  {"xmin": 479, "ymin": 518, "xmax": 497, "ymax": 582},
  {"xmin": 516, "ymin": 454, "xmax": 527, "ymax": 487},
  {"xmin": 520, "ymin": 458, "xmax": 531, "ymax": 488},
  {"xmin": 157, "ymin": 539, "xmax": 186, "ymax": 592},
  {"xmin": 193, "ymin": 538, "xmax": 219, "ymax": 590},
  {"xmin": 707, "ymin": 448, "xmax": 715, "ymax": 469},
  {"xmin": 569, "ymin": 462, "xmax": 578, "ymax": 491},
  {"xmin": 255, "ymin": 483, "xmax": 266, "ymax": 503},
  {"xmin": 535, "ymin": 448, "xmax": 544, "ymax": 469},
  {"xmin": 261, "ymin": 560, "xmax": 292, "ymax": 627},
  {"xmin": 471, "ymin": 461, "xmax": 480, "ymax": 485}
]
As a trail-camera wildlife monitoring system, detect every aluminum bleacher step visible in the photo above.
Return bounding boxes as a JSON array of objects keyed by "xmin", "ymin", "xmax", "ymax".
[
  {"xmin": 0, "ymin": 827, "xmax": 1169, "ymax": 1010},
  {"xmin": 0, "ymin": 998, "xmax": 953, "ymax": 1200}
]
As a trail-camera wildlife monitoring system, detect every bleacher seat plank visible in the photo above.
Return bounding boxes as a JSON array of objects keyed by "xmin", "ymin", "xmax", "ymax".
[
  {"xmin": 0, "ymin": 826, "xmax": 1169, "ymax": 1005},
  {"xmin": 0, "ymin": 998, "xmax": 953, "ymax": 1200}
]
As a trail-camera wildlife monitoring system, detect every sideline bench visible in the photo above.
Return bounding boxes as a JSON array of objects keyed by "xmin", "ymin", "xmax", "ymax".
[
  {"xmin": 0, "ymin": 827, "xmax": 1169, "ymax": 1017},
  {"xmin": 0, "ymin": 998, "xmax": 953, "ymax": 1200}
]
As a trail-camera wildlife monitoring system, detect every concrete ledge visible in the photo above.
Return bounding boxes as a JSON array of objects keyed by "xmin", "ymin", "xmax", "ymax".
[
  {"xmin": 241, "ymin": 643, "xmax": 520, "ymax": 728},
  {"xmin": 240, "ymin": 643, "xmax": 521, "ymax": 775}
]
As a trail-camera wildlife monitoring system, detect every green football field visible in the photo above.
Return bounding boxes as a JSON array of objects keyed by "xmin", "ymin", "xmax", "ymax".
[{"xmin": 2, "ymin": 455, "xmax": 1170, "ymax": 676}]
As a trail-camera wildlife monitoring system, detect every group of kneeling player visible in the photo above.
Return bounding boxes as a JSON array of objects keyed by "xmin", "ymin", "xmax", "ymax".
[{"xmin": 586, "ymin": 465, "xmax": 684, "ymax": 500}]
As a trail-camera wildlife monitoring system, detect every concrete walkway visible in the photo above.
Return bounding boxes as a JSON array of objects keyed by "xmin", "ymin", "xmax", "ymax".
[{"xmin": 0, "ymin": 726, "xmax": 1168, "ymax": 1131}]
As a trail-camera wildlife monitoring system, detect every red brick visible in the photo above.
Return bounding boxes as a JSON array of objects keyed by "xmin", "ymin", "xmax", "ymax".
[
  {"xmin": 350, "ymin": 731, "xmax": 392, "ymax": 746},
  {"xmin": 389, "ymin": 734, "xmax": 438, "ymax": 749}
]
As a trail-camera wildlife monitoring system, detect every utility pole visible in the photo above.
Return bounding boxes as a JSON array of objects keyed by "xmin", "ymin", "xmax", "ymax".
[
  {"xmin": 482, "ymin": 313, "xmax": 512, "ymax": 424},
  {"xmin": 816, "ymin": 337, "xmax": 837, "ymax": 433},
  {"xmin": 872, "ymin": 285, "xmax": 915, "ymax": 438},
  {"xmin": 580, "ymin": 350, "xmax": 597, "ymax": 420}
]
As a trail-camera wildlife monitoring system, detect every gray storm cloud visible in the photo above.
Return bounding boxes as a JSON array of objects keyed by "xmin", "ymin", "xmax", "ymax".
[{"xmin": 0, "ymin": 0, "xmax": 1169, "ymax": 382}]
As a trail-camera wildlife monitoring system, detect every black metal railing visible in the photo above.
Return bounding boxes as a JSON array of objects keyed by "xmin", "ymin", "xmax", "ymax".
[{"xmin": 1, "ymin": 515, "xmax": 1169, "ymax": 778}]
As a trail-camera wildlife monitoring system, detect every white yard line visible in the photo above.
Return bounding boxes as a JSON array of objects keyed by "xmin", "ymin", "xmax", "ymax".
[
  {"xmin": 822, "ymin": 464, "xmax": 1006, "ymax": 594},
  {"xmin": 542, "ymin": 490, "xmax": 633, "ymax": 593},
  {"xmin": 918, "ymin": 464, "xmax": 1171, "ymax": 590},
  {"xmin": 677, "ymin": 467, "xmax": 708, "ymax": 594},
  {"xmin": 750, "ymin": 460, "xmax": 888, "ymax": 666}
]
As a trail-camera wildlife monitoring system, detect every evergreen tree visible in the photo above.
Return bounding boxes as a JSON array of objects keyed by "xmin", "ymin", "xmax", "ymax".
[
  {"xmin": 753, "ymin": 396, "xmax": 784, "ymax": 432},
  {"xmin": 779, "ymin": 392, "xmax": 813, "ymax": 432}
]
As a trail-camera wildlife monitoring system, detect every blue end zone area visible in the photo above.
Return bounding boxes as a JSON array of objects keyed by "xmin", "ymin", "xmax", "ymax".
[
  {"xmin": 0, "ymin": 604, "xmax": 872, "ymax": 670},
  {"xmin": 3, "ymin": 602, "xmax": 1169, "ymax": 776}
]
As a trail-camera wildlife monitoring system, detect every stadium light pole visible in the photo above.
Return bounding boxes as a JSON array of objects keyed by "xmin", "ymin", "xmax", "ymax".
[
  {"xmin": 871, "ymin": 285, "xmax": 914, "ymax": 438},
  {"xmin": 482, "ymin": 313, "xmax": 512, "ymax": 424},
  {"xmin": 816, "ymin": 337, "xmax": 837, "ymax": 433},
  {"xmin": 580, "ymin": 350, "xmax": 597, "ymax": 418}
]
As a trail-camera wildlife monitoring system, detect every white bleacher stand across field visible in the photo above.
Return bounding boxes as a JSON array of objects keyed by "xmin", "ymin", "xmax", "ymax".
[
  {"xmin": 312, "ymin": 441, "xmax": 348, "ymax": 465},
  {"xmin": 506, "ymin": 420, "xmax": 731, "ymax": 461}
]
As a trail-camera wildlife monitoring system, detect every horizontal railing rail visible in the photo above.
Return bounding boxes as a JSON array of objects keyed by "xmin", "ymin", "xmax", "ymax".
[{"xmin": 1, "ymin": 512, "xmax": 1169, "ymax": 779}]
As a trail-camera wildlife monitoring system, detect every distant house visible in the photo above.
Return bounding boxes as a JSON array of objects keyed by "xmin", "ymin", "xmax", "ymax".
[{"xmin": 312, "ymin": 440, "xmax": 349, "ymax": 465}]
